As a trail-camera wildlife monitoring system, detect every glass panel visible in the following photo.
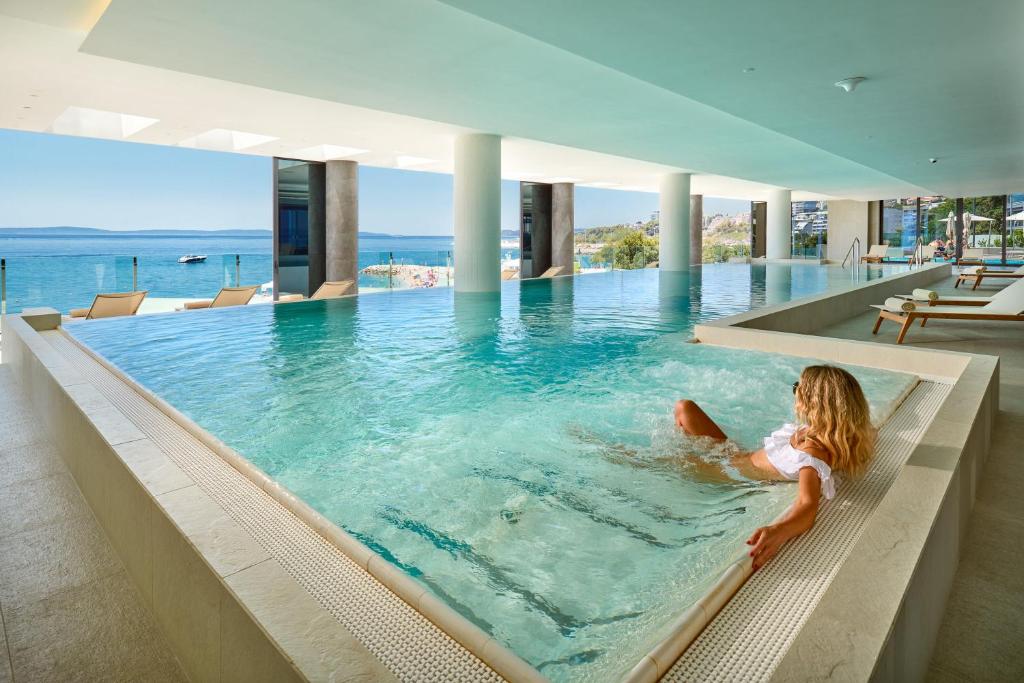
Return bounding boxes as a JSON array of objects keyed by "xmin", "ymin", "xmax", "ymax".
[
  {"xmin": 275, "ymin": 159, "xmax": 311, "ymax": 296},
  {"xmin": 881, "ymin": 198, "xmax": 917, "ymax": 259},
  {"xmin": 702, "ymin": 206, "xmax": 752, "ymax": 263},
  {"xmin": 962, "ymin": 195, "xmax": 1004, "ymax": 259},
  {"xmin": 791, "ymin": 200, "xmax": 827, "ymax": 259},
  {"xmin": 1008, "ymin": 193, "xmax": 1024, "ymax": 263}
]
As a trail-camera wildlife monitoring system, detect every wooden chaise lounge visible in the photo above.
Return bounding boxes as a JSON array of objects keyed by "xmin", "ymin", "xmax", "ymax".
[
  {"xmin": 872, "ymin": 281, "xmax": 1024, "ymax": 344},
  {"xmin": 955, "ymin": 264, "xmax": 1024, "ymax": 290},
  {"xmin": 182, "ymin": 285, "xmax": 258, "ymax": 310},
  {"xmin": 69, "ymin": 291, "xmax": 148, "ymax": 319},
  {"xmin": 860, "ymin": 244, "xmax": 890, "ymax": 263}
]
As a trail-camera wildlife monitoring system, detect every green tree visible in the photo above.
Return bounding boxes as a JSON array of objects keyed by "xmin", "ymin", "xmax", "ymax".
[{"xmin": 595, "ymin": 229, "xmax": 659, "ymax": 269}]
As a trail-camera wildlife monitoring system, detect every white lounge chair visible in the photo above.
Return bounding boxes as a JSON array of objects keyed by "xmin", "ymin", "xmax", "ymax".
[
  {"xmin": 69, "ymin": 291, "xmax": 148, "ymax": 319},
  {"xmin": 895, "ymin": 288, "xmax": 991, "ymax": 307},
  {"xmin": 861, "ymin": 243, "xmax": 890, "ymax": 263},
  {"xmin": 872, "ymin": 280, "xmax": 1024, "ymax": 344},
  {"xmin": 957, "ymin": 248, "xmax": 986, "ymax": 266},
  {"xmin": 955, "ymin": 264, "xmax": 1024, "ymax": 290},
  {"xmin": 182, "ymin": 285, "xmax": 258, "ymax": 310}
]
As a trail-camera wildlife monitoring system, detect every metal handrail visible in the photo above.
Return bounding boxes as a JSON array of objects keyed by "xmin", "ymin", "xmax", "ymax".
[
  {"xmin": 910, "ymin": 236, "xmax": 926, "ymax": 268},
  {"xmin": 841, "ymin": 237, "xmax": 861, "ymax": 269}
]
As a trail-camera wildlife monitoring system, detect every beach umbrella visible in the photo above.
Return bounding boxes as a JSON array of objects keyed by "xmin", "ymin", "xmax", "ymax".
[
  {"xmin": 945, "ymin": 210, "xmax": 956, "ymax": 241},
  {"xmin": 962, "ymin": 211, "xmax": 972, "ymax": 247},
  {"xmin": 1007, "ymin": 210, "xmax": 1024, "ymax": 223}
]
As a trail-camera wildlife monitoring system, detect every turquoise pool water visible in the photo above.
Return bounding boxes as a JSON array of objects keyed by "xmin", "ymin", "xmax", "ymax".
[{"xmin": 68, "ymin": 264, "xmax": 911, "ymax": 680}]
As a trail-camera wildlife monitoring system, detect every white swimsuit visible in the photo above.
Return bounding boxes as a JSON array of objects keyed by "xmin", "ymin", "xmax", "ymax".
[{"xmin": 762, "ymin": 423, "xmax": 836, "ymax": 499}]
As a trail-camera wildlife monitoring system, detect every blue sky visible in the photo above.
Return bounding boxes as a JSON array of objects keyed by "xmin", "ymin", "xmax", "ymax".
[{"xmin": 0, "ymin": 129, "xmax": 746, "ymax": 234}]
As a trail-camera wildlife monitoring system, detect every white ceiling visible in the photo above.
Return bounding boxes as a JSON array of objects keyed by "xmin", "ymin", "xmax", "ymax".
[{"xmin": 2, "ymin": 0, "xmax": 1021, "ymax": 200}]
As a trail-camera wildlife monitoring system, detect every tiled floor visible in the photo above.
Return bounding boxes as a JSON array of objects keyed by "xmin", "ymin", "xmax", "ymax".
[
  {"xmin": 816, "ymin": 275, "xmax": 1024, "ymax": 682},
  {"xmin": 0, "ymin": 366, "xmax": 185, "ymax": 682}
]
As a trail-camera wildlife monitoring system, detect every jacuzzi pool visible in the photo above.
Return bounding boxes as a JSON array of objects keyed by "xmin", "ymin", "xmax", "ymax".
[{"xmin": 68, "ymin": 264, "xmax": 913, "ymax": 681}]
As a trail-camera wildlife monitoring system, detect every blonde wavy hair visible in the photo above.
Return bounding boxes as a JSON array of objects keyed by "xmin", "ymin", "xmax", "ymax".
[{"xmin": 794, "ymin": 365, "xmax": 876, "ymax": 477}]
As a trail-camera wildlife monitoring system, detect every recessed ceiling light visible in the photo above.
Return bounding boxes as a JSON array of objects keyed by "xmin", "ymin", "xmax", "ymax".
[
  {"xmin": 180, "ymin": 129, "xmax": 278, "ymax": 151},
  {"xmin": 834, "ymin": 76, "xmax": 866, "ymax": 92},
  {"xmin": 742, "ymin": 67, "xmax": 756, "ymax": 73},
  {"xmin": 50, "ymin": 106, "xmax": 159, "ymax": 139}
]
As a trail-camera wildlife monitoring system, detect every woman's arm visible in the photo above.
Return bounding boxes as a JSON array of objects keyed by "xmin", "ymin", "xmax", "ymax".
[{"xmin": 746, "ymin": 468, "xmax": 822, "ymax": 570}]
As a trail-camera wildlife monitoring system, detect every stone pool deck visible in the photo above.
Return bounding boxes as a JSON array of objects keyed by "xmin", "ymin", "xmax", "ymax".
[
  {"xmin": 816, "ymin": 276, "xmax": 1024, "ymax": 682},
  {"xmin": 0, "ymin": 365, "xmax": 186, "ymax": 681}
]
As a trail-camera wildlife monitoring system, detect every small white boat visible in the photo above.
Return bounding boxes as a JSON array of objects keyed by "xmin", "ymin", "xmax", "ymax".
[{"xmin": 177, "ymin": 254, "xmax": 207, "ymax": 264}]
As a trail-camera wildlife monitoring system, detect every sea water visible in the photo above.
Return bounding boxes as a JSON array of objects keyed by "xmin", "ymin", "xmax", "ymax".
[
  {"xmin": 68, "ymin": 266, "xmax": 912, "ymax": 681},
  {"xmin": 0, "ymin": 233, "xmax": 463, "ymax": 313}
]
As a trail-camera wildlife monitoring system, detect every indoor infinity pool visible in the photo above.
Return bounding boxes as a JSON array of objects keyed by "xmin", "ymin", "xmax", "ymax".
[{"xmin": 67, "ymin": 264, "xmax": 914, "ymax": 681}]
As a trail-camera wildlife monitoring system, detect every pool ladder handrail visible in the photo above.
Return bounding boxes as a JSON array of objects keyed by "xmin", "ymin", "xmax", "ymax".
[
  {"xmin": 841, "ymin": 237, "xmax": 861, "ymax": 269},
  {"xmin": 911, "ymin": 236, "xmax": 925, "ymax": 269}
]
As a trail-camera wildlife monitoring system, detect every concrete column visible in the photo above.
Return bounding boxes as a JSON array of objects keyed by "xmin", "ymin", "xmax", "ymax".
[
  {"xmin": 326, "ymin": 160, "xmax": 359, "ymax": 290},
  {"xmin": 551, "ymin": 183, "xmax": 575, "ymax": 273},
  {"xmin": 689, "ymin": 194, "xmax": 703, "ymax": 265},
  {"xmin": 454, "ymin": 134, "xmax": 501, "ymax": 292},
  {"xmin": 659, "ymin": 173, "xmax": 691, "ymax": 271},
  {"xmin": 307, "ymin": 164, "xmax": 326, "ymax": 295},
  {"xmin": 826, "ymin": 199, "xmax": 869, "ymax": 262},
  {"xmin": 766, "ymin": 188, "xmax": 792, "ymax": 260}
]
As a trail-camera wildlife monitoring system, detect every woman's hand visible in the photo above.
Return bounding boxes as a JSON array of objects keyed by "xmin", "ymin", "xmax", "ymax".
[
  {"xmin": 746, "ymin": 525, "xmax": 787, "ymax": 570},
  {"xmin": 746, "ymin": 468, "xmax": 822, "ymax": 571}
]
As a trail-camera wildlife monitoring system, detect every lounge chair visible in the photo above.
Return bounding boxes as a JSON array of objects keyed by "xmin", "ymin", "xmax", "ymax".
[
  {"xmin": 895, "ymin": 288, "xmax": 991, "ymax": 307},
  {"xmin": 69, "ymin": 291, "xmax": 148, "ymax": 319},
  {"xmin": 860, "ymin": 243, "xmax": 890, "ymax": 263},
  {"xmin": 955, "ymin": 264, "xmax": 1024, "ymax": 290},
  {"xmin": 957, "ymin": 248, "xmax": 986, "ymax": 266},
  {"xmin": 500, "ymin": 268, "xmax": 519, "ymax": 281},
  {"xmin": 311, "ymin": 280, "xmax": 355, "ymax": 300},
  {"xmin": 539, "ymin": 266, "xmax": 565, "ymax": 278},
  {"xmin": 182, "ymin": 285, "xmax": 258, "ymax": 310},
  {"xmin": 871, "ymin": 281, "xmax": 1024, "ymax": 344},
  {"xmin": 276, "ymin": 280, "xmax": 356, "ymax": 303}
]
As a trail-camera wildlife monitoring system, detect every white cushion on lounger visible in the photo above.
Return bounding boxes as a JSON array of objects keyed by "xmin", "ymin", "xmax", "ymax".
[{"xmin": 985, "ymin": 281, "xmax": 1024, "ymax": 314}]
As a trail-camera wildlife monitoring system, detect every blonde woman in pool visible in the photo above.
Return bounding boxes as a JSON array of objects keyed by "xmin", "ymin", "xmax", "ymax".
[{"xmin": 674, "ymin": 365, "xmax": 875, "ymax": 569}]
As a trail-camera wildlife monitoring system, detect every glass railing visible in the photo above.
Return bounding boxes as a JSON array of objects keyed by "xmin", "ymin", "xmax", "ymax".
[
  {"xmin": 791, "ymin": 232, "xmax": 826, "ymax": 259},
  {"xmin": 703, "ymin": 243, "xmax": 752, "ymax": 263},
  {"xmin": 0, "ymin": 253, "xmax": 272, "ymax": 315},
  {"xmin": 358, "ymin": 250, "xmax": 453, "ymax": 291}
]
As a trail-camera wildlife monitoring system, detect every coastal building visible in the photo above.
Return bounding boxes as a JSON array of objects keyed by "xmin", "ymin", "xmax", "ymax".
[{"xmin": 0, "ymin": 2, "xmax": 1021, "ymax": 683}]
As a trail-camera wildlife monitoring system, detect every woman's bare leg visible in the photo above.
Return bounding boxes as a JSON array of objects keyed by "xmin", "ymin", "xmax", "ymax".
[{"xmin": 674, "ymin": 400, "xmax": 728, "ymax": 440}]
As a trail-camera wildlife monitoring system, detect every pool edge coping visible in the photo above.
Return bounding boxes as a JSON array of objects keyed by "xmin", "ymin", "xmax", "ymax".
[
  {"xmin": 3, "ymin": 261, "xmax": 990, "ymax": 683},
  {"xmin": 628, "ymin": 263, "xmax": 997, "ymax": 681},
  {"xmin": 2, "ymin": 311, "xmax": 542, "ymax": 683}
]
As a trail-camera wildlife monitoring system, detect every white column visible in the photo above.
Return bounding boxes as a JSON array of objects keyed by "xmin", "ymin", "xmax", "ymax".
[
  {"xmin": 454, "ymin": 134, "xmax": 501, "ymax": 293},
  {"xmin": 766, "ymin": 188, "xmax": 792, "ymax": 260},
  {"xmin": 659, "ymin": 173, "xmax": 691, "ymax": 271}
]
